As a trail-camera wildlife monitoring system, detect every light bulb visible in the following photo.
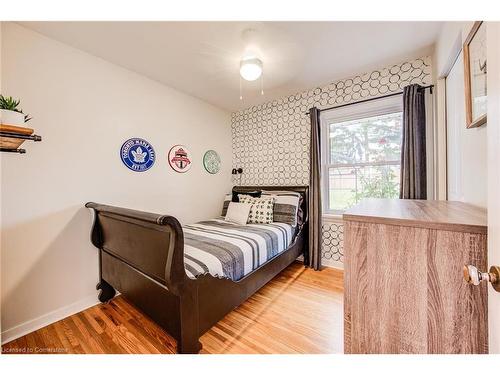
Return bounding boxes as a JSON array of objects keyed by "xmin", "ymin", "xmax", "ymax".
[{"xmin": 239, "ymin": 58, "xmax": 263, "ymax": 81}]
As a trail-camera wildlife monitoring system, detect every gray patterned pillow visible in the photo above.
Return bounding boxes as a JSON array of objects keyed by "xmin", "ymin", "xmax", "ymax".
[
  {"xmin": 238, "ymin": 195, "xmax": 275, "ymax": 224},
  {"xmin": 261, "ymin": 190, "xmax": 301, "ymax": 226}
]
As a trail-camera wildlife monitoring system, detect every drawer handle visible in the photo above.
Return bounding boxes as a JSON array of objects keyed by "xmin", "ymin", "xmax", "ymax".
[{"xmin": 463, "ymin": 265, "xmax": 500, "ymax": 292}]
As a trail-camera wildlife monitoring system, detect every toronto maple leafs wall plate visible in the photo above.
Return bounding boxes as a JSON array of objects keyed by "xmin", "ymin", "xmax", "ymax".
[
  {"xmin": 120, "ymin": 138, "xmax": 156, "ymax": 172},
  {"xmin": 168, "ymin": 144, "xmax": 192, "ymax": 173}
]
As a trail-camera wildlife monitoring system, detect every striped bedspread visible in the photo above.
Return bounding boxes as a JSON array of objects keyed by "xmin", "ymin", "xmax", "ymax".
[{"xmin": 183, "ymin": 218, "xmax": 294, "ymax": 281}]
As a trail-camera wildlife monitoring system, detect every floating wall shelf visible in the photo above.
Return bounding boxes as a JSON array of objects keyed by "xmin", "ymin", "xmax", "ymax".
[{"xmin": 0, "ymin": 125, "xmax": 42, "ymax": 154}]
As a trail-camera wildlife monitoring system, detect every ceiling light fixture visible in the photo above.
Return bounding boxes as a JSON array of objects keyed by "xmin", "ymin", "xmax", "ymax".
[
  {"xmin": 239, "ymin": 57, "xmax": 264, "ymax": 100},
  {"xmin": 239, "ymin": 58, "xmax": 263, "ymax": 81}
]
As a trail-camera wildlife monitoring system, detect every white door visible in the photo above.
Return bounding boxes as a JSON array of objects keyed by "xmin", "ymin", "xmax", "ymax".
[
  {"xmin": 447, "ymin": 22, "xmax": 498, "ymax": 352},
  {"xmin": 487, "ymin": 21, "xmax": 500, "ymax": 354}
]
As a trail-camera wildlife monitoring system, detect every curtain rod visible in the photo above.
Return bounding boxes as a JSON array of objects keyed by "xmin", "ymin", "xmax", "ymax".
[{"xmin": 305, "ymin": 84, "xmax": 434, "ymax": 115}]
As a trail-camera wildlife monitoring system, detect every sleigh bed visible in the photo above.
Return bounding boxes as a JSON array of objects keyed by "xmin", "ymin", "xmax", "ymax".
[{"xmin": 85, "ymin": 186, "xmax": 309, "ymax": 353}]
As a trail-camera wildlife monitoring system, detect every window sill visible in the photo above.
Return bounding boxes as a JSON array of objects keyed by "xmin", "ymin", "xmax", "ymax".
[{"xmin": 322, "ymin": 213, "xmax": 343, "ymax": 222}]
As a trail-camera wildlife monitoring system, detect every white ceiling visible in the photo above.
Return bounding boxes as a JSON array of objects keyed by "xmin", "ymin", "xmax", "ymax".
[{"xmin": 19, "ymin": 21, "xmax": 443, "ymax": 112}]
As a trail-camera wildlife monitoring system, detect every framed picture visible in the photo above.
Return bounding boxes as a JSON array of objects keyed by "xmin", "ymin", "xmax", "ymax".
[{"xmin": 463, "ymin": 21, "xmax": 487, "ymax": 128}]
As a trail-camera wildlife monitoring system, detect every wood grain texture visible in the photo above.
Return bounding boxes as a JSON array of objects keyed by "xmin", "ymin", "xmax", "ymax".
[
  {"xmin": 344, "ymin": 200, "xmax": 488, "ymax": 354},
  {"xmin": 0, "ymin": 124, "xmax": 34, "ymax": 149},
  {"xmin": 0, "ymin": 124, "xmax": 34, "ymax": 134},
  {"xmin": 2, "ymin": 262, "xmax": 344, "ymax": 354},
  {"xmin": 344, "ymin": 199, "xmax": 487, "ymax": 234}
]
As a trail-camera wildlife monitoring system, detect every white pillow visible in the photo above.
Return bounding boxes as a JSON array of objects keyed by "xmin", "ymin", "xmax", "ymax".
[
  {"xmin": 225, "ymin": 202, "xmax": 252, "ymax": 225},
  {"xmin": 238, "ymin": 195, "xmax": 275, "ymax": 224}
]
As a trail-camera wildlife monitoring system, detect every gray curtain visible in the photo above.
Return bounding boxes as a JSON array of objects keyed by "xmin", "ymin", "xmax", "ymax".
[
  {"xmin": 400, "ymin": 84, "xmax": 427, "ymax": 199},
  {"xmin": 308, "ymin": 107, "xmax": 322, "ymax": 270}
]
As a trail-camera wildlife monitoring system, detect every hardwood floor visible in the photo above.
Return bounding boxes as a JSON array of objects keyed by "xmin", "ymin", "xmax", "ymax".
[{"xmin": 2, "ymin": 262, "xmax": 344, "ymax": 354}]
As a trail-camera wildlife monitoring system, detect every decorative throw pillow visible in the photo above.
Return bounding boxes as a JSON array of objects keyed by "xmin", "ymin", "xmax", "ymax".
[
  {"xmin": 231, "ymin": 190, "xmax": 261, "ymax": 203},
  {"xmin": 261, "ymin": 190, "xmax": 301, "ymax": 226},
  {"xmin": 225, "ymin": 202, "xmax": 252, "ymax": 225},
  {"xmin": 238, "ymin": 195, "xmax": 275, "ymax": 224},
  {"xmin": 221, "ymin": 193, "xmax": 232, "ymax": 216}
]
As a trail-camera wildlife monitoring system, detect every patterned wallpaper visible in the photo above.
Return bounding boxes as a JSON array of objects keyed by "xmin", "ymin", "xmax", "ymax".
[
  {"xmin": 231, "ymin": 56, "xmax": 433, "ymax": 266},
  {"xmin": 321, "ymin": 221, "xmax": 344, "ymax": 264}
]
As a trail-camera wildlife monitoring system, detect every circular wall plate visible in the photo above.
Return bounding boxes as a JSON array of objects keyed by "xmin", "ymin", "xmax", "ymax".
[
  {"xmin": 120, "ymin": 138, "xmax": 155, "ymax": 172},
  {"xmin": 203, "ymin": 150, "xmax": 221, "ymax": 174},
  {"xmin": 168, "ymin": 144, "xmax": 192, "ymax": 173}
]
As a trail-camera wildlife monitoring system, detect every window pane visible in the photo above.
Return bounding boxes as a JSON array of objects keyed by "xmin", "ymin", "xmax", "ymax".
[
  {"xmin": 328, "ymin": 164, "xmax": 401, "ymax": 212},
  {"xmin": 329, "ymin": 112, "xmax": 402, "ymax": 165}
]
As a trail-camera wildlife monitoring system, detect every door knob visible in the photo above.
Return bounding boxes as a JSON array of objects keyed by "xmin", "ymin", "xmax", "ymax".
[{"xmin": 463, "ymin": 265, "xmax": 500, "ymax": 292}]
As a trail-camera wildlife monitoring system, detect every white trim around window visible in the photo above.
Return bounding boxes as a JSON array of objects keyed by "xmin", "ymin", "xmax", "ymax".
[{"xmin": 320, "ymin": 95, "xmax": 404, "ymax": 215}]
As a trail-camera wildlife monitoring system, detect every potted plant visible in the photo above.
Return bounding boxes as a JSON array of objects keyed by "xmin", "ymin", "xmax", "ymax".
[{"xmin": 0, "ymin": 95, "xmax": 34, "ymax": 150}]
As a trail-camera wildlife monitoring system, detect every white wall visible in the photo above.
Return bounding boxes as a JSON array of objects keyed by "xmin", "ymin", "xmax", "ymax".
[
  {"xmin": 434, "ymin": 22, "xmax": 487, "ymax": 208},
  {"xmin": 445, "ymin": 52, "xmax": 487, "ymax": 208},
  {"xmin": 0, "ymin": 22, "xmax": 232, "ymax": 342},
  {"xmin": 0, "ymin": 22, "xmax": 2, "ymax": 92},
  {"xmin": 435, "ymin": 22, "xmax": 473, "ymax": 77}
]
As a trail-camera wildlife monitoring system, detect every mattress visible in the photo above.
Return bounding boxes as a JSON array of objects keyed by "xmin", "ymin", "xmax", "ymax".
[{"xmin": 183, "ymin": 218, "xmax": 295, "ymax": 281}]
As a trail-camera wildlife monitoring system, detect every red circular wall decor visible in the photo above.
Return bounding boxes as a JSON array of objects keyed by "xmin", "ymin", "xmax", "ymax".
[{"xmin": 168, "ymin": 144, "xmax": 192, "ymax": 173}]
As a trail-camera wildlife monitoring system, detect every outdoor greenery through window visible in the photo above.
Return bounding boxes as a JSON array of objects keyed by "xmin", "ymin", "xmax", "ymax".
[{"xmin": 325, "ymin": 111, "xmax": 402, "ymax": 213}]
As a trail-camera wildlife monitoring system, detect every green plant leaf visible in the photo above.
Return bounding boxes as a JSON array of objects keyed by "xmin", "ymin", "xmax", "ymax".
[{"xmin": 0, "ymin": 95, "xmax": 33, "ymax": 122}]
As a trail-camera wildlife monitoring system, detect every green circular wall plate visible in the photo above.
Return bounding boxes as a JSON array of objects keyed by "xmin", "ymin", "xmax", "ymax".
[{"xmin": 203, "ymin": 150, "xmax": 221, "ymax": 174}]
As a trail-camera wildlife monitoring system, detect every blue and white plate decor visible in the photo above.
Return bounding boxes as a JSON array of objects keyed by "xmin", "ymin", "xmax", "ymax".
[
  {"xmin": 120, "ymin": 138, "xmax": 156, "ymax": 172},
  {"xmin": 203, "ymin": 150, "xmax": 221, "ymax": 174}
]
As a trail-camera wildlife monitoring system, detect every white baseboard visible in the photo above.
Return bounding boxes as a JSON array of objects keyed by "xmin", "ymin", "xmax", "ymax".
[
  {"xmin": 321, "ymin": 259, "xmax": 344, "ymax": 270},
  {"xmin": 296, "ymin": 255, "xmax": 344, "ymax": 270},
  {"xmin": 1, "ymin": 294, "xmax": 100, "ymax": 345}
]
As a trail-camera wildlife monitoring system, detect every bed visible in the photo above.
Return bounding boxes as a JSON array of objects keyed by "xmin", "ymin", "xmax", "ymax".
[{"xmin": 85, "ymin": 185, "xmax": 309, "ymax": 353}]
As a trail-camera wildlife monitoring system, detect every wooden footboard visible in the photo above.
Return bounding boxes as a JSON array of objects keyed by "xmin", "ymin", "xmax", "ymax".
[
  {"xmin": 86, "ymin": 202, "xmax": 186, "ymax": 292},
  {"xmin": 85, "ymin": 202, "xmax": 201, "ymax": 353}
]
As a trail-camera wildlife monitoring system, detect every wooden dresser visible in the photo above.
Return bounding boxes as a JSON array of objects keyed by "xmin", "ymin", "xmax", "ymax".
[{"xmin": 343, "ymin": 199, "xmax": 488, "ymax": 354}]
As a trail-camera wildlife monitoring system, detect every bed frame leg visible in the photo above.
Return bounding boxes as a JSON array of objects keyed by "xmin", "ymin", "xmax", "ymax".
[
  {"xmin": 96, "ymin": 279, "xmax": 116, "ymax": 303},
  {"xmin": 179, "ymin": 336, "xmax": 202, "ymax": 354},
  {"xmin": 178, "ymin": 288, "xmax": 202, "ymax": 354}
]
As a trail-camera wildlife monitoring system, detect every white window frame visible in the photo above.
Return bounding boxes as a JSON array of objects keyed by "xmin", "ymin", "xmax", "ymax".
[{"xmin": 320, "ymin": 95, "xmax": 404, "ymax": 216}]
